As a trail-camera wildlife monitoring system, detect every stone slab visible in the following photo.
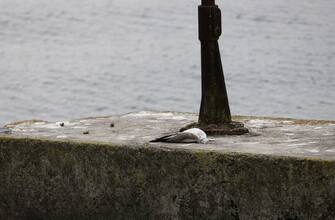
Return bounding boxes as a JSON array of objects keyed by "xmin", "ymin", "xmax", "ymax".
[
  {"xmin": 1, "ymin": 111, "xmax": 335, "ymax": 219},
  {"xmin": 3, "ymin": 111, "xmax": 335, "ymax": 160}
]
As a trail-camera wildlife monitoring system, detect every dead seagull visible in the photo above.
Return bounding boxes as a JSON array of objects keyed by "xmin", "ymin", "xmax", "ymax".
[{"xmin": 150, "ymin": 128, "xmax": 209, "ymax": 144}]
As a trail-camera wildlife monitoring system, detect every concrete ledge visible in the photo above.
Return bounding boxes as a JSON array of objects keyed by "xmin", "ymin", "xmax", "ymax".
[{"xmin": 1, "ymin": 112, "xmax": 335, "ymax": 219}]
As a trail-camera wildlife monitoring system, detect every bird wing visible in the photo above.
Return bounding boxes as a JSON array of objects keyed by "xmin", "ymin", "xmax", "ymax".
[
  {"xmin": 150, "ymin": 133, "xmax": 177, "ymax": 143},
  {"xmin": 150, "ymin": 132, "xmax": 199, "ymax": 143}
]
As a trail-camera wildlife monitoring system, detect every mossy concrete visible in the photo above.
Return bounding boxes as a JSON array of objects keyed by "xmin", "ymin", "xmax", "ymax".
[{"xmin": 1, "ymin": 111, "xmax": 335, "ymax": 219}]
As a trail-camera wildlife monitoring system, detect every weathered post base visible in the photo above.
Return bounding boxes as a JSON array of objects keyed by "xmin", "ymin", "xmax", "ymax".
[{"xmin": 180, "ymin": 121, "xmax": 249, "ymax": 135}]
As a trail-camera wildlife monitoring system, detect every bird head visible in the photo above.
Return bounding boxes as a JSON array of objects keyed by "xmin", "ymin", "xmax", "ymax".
[{"xmin": 199, "ymin": 137, "xmax": 209, "ymax": 144}]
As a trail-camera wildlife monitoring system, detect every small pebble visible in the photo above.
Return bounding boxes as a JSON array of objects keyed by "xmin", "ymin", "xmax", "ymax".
[{"xmin": 83, "ymin": 131, "xmax": 89, "ymax": 135}]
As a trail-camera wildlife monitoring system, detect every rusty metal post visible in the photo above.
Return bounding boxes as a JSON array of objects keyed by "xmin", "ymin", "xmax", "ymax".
[
  {"xmin": 181, "ymin": 0, "xmax": 248, "ymax": 135},
  {"xmin": 198, "ymin": 0, "xmax": 230, "ymax": 125}
]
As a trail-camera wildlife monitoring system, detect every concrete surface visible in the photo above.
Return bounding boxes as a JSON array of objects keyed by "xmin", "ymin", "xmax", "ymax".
[
  {"xmin": 4, "ymin": 111, "xmax": 335, "ymax": 160},
  {"xmin": 1, "ymin": 111, "xmax": 335, "ymax": 219}
]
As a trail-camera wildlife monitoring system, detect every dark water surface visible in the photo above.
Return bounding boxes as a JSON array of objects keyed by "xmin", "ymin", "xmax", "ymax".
[{"xmin": 0, "ymin": 0, "xmax": 334, "ymax": 125}]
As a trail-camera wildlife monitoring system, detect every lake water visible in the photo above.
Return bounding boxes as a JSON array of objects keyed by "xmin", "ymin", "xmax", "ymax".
[{"xmin": 0, "ymin": 0, "xmax": 334, "ymax": 126}]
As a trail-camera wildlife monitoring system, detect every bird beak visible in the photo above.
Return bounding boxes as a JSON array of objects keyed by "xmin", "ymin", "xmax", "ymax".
[
  {"xmin": 207, "ymin": 138, "xmax": 215, "ymax": 143},
  {"xmin": 200, "ymin": 138, "xmax": 212, "ymax": 144}
]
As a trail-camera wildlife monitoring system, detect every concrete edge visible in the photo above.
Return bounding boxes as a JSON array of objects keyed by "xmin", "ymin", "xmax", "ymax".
[{"xmin": 1, "ymin": 135, "xmax": 334, "ymax": 163}]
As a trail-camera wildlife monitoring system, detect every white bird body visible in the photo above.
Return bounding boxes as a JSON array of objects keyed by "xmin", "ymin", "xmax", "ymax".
[{"xmin": 150, "ymin": 128, "xmax": 209, "ymax": 144}]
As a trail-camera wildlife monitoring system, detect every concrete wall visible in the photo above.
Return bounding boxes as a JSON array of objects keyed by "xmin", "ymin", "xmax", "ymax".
[{"xmin": 1, "ymin": 136, "xmax": 335, "ymax": 220}]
